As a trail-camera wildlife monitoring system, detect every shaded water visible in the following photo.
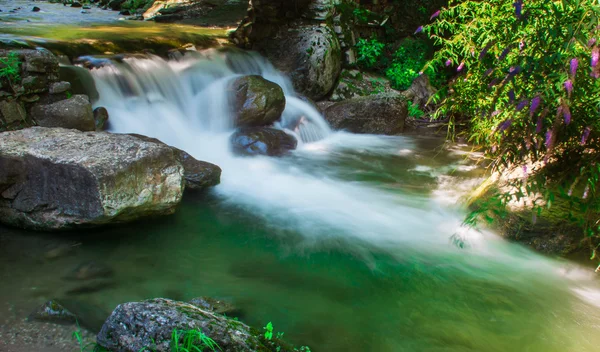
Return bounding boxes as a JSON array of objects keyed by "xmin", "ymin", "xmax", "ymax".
[{"xmin": 1, "ymin": 51, "xmax": 600, "ymax": 352}]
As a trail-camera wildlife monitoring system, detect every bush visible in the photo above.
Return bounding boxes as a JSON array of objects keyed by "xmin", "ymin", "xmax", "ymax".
[
  {"xmin": 356, "ymin": 38, "xmax": 385, "ymax": 69},
  {"xmin": 424, "ymin": 1, "xmax": 600, "ymax": 247},
  {"xmin": 385, "ymin": 38, "xmax": 430, "ymax": 90}
]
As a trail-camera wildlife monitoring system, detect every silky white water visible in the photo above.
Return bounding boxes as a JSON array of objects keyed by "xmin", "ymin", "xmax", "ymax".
[{"xmin": 84, "ymin": 50, "xmax": 600, "ymax": 351}]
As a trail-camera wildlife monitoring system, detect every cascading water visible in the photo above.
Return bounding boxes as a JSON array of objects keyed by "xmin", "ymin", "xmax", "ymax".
[{"xmin": 80, "ymin": 49, "xmax": 600, "ymax": 351}]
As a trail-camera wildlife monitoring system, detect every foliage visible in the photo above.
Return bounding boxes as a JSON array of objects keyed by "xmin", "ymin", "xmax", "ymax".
[
  {"xmin": 122, "ymin": 0, "xmax": 154, "ymax": 11},
  {"xmin": 386, "ymin": 38, "xmax": 439, "ymax": 90},
  {"xmin": 171, "ymin": 329, "xmax": 221, "ymax": 352},
  {"xmin": 423, "ymin": 0, "xmax": 600, "ymax": 246},
  {"xmin": 263, "ymin": 321, "xmax": 274, "ymax": 340},
  {"xmin": 408, "ymin": 101, "xmax": 426, "ymax": 118},
  {"xmin": 0, "ymin": 52, "xmax": 21, "ymax": 85},
  {"xmin": 356, "ymin": 38, "xmax": 385, "ymax": 69},
  {"xmin": 72, "ymin": 322, "xmax": 108, "ymax": 352}
]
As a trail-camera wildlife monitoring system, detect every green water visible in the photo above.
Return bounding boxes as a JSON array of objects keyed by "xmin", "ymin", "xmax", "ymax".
[{"xmin": 1, "ymin": 136, "xmax": 599, "ymax": 352}]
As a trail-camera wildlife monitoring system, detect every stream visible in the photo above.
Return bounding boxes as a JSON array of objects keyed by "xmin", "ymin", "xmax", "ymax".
[{"xmin": 1, "ymin": 21, "xmax": 600, "ymax": 352}]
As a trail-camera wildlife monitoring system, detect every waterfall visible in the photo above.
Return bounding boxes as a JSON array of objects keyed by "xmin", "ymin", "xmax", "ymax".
[{"xmin": 90, "ymin": 49, "xmax": 331, "ymax": 144}]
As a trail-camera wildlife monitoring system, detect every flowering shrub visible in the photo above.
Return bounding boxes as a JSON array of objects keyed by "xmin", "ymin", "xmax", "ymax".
[{"xmin": 423, "ymin": 1, "xmax": 600, "ymax": 248}]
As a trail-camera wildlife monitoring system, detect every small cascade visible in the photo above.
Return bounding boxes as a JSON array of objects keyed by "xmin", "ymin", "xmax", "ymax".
[{"xmin": 91, "ymin": 49, "xmax": 331, "ymax": 143}]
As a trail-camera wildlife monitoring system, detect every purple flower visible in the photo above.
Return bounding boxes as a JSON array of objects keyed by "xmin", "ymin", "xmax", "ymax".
[
  {"xmin": 499, "ymin": 47, "xmax": 511, "ymax": 61},
  {"xmin": 415, "ymin": 26, "xmax": 423, "ymax": 34},
  {"xmin": 589, "ymin": 38, "xmax": 597, "ymax": 48},
  {"xmin": 592, "ymin": 47, "xmax": 599, "ymax": 68},
  {"xmin": 519, "ymin": 41, "xmax": 525, "ymax": 51},
  {"xmin": 523, "ymin": 165, "xmax": 528, "ymax": 180},
  {"xmin": 545, "ymin": 129, "xmax": 553, "ymax": 148},
  {"xmin": 488, "ymin": 78, "xmax": 499, "ymax": 88},
  {"xmin": 570, "ymin": 58, "xmax": 578, "ymax": 77},
  {"xmin": 499, "ymin": 119, "xmax": 512, "ymax": 131},
  {"xmin": 581, "ymin": 127, "xmax": 591, "ymax": 145},
  {"xmin": 430, "ymin": 10, "xmax": 441, "ymax": 20},
  {"xmin": 509, "ymin": 65, "xmax": 522, "ymax": 77},
  {"xmin": 516, "ymin": 99, "xmax": 528, "ymax": 111},
  {"xmin": 491, "ymin": 110, "xmax": 501, "ymax": 117},
  {"xmin": 508, "ymin": 89, "xmax": 515, "ymax": 102},
  {"xmin": 535, "ymin": 115, "xmax": 543, "ymax": 133},
  {"xmin": 530, "ymin": 96, "xmax": 541, "ymax": 115},
  {"xmin": 457, "ymin": 62, "xmax": 465, "ymax": 72},
  {"xmin": 484, "ymin": 68, "xmax": 494, "ymax": 76},
  {"xmin": 479, "ymin": 43, "xmax": 493, "ymax": 60},
  {"xmin": 513, "ymin": 1, "xmax": 523, "ymax": 19},
  {"xmin": 564, "ymin": 79, "xmax": 573, "ymax": 95},
  {"xmin": 445, "ymin": 59, "xmax": 452, "ymax": 67},
  {"xmin": 562, "ymin": 103, "xmax": 572, "ymax": 125}
]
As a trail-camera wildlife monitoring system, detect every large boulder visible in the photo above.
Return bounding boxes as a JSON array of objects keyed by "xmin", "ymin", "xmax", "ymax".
[
  {"xmin": 230, "ymin": 127, "xmax": 297, "ymax": 157},
  {"xmin": 323, "ymin": 94, "xmax": 408, "ymax": 135},
  {"xmin": 0, "ymin": 128, "xmax": 184, "ymax": 230},
  {"xmin": 231, "ymin": 75, "xmax": 286, "ymax": 128},
  {"xmin": 30, "ymin": 94, "xmax": 95, "ymax": 131},
  {"xmin": 256, "ymin": 24, "xmax": 341, "ymax": 101},
  {"xmin": 127, "ymin": 134, "xmax": 221, "ymax": 192},
  {"xmin": 97, "ymin": 298, "xmax": 291, "ymax": 352}
]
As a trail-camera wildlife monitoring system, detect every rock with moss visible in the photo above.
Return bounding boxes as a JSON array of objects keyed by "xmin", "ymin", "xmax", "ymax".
[
  {"xmin": 28, "ymin": 300, "xmax": 77, "ymax": 324},
  {"xmin": 230, "ymin": 127, "xmax": 297, "ymax": 157},
  {"xmin": 231, "ymin": 75, "xmax": 286, "ymax": 128},
  {"xmin": 0, "ymin": 127, "xmax": 184, "ymax": 230},
  {"xmin": 330, "ymin": 69, "xmax": 398, "ymax": 102},
  {"xmin": 323, "ymin": 93, "xmax": 407, "ymax": 135},
  {"xmin": 254, "ymin": 24, "xmax": 341, "ymax": 101},
  {"xmin": 97, "ymin": 298, "xmax": 292, "ymax": 352}
]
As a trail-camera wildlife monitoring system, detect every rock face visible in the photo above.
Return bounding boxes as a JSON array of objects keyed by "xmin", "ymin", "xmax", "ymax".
[
  {"xmin": 257, "ymin": 25, "xmax": 341, "ymax": 101},
  {"xmin": 28, "ymin": 300, "xmax": 77, "ymax": 324},
  {"xmin": 127, "ymin": 134, "xmax": 222, "ymax": 192},
  {"xmin": 0, "ymin": 128, "xmax": 184, "ymax": 230},
  {"xmin": 0, "ymin": 49, "xmax": 102, "ymax": 132},
  {"xmin": 230, "ymin": 127, "xmax": 298, "ymax": 156},
  {"xmin": 177, "ymin": 150, "xmax": 221, "ymax": 191},
  {"xmin": 97, "ymin": 298, "xmax": 286, "ymax": 352},
  {"xmin": 231, "ymin": 75, "xmax": 286, "ymax": 128},
  {"xmin": 231, "ymin": 1, "xmax": 342, "ymax": 101},
  {"xmin": 30, "ymin": 95, "xmax": 95, "ymax": 131},
  {"xmin": 323, "ymin": 94, "xmax": 408, "ymax": 135}
]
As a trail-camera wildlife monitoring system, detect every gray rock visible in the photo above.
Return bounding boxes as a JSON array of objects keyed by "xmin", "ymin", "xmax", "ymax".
[
  {"xmin": 28, "ymin": 300, "xmax": 77, "ymax": 324},
  {"xmin": 323, "ymin": 94, "xmax": 408, "ymax": 135},
  {"xmin": 30, "ymin": 94, "xmax": 95, "ymax": 131},
  {"xmin": 176, "ymin": 150, "xmax": 221, "ymax": 191},
  {"xmin": 188, "ymin": 297, "xmax": 238, "ymax": 316},
  {"xmin": 257, "ymin": 24, "xmax": 341, "ymax": 101},
  {"xmin": 230, "ymin": 127, "xmax": 297, "ymax": 157},
  {"xmin": 96, "ymin": 298, "xmax": 288, "ymax": 352},
  {"xmin": 127, "ymin": 134, "xmax": 221, "ymax": 192},
  {"xmin": 49, "ymin": 81, "xmax": 71, "ymax": 95},
  {"xmin": 32, "ymin": 6, "xmax": 41, "ymax": 12},
  {"xmin": 0, "ymin": 100, "xmax": 26, "ymax": 124},
  {"xmin": 231, "ymin": 75, "xmax": 285, "ymax": 128},
  {"xmin": 93, "ymin": 106, "xmax": 109, "ymax": 131},
  {"xmin": 0, "ymin": 127, "xmax": 184, "ymax": 230},
  {"xmin": 18, "ymin": 49, "xmax": 59, "ymax": 74}
]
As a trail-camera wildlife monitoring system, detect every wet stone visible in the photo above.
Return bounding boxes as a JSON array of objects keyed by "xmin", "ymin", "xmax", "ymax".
[
  {"xmin": 49, "ymin": 81, "xmax": 71, "ymax": 95},
  {"xmin": 64, "ymin": 261, "xmax": 114, "ymax": 281},
  {"xmin": 28, "ymin": 300, "xmax": 77, "ymax": 324}
]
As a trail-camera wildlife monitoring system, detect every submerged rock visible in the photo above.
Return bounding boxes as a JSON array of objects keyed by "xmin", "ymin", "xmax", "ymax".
[
  {"xmin": 30, "ymin": 94, "xmax": 95, "ymax": 131},
  {"xmin": 230, "ymin": 127, "xmax": 298, "ymax": 157},
  {"xmin": 97, "ymin": 298, "xmax": 291, "ymax": 352},
  {"xmin": 64, "ymin": 261, "xmax": 114, "ymax": 281},
  {"xmin": 28, "ymin": 300, "xmax": 76, "ymax": 324},
  {"xmin": 0, "ymin": 127, "xmax": 184, "ymax": 230},
  {"xmin": 323, "ymin": 94, "xmax": 408, "ymax": 135},
  {"xmin": 231, "ymin": 75, "xmax": 286, "ymax": 128}
]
